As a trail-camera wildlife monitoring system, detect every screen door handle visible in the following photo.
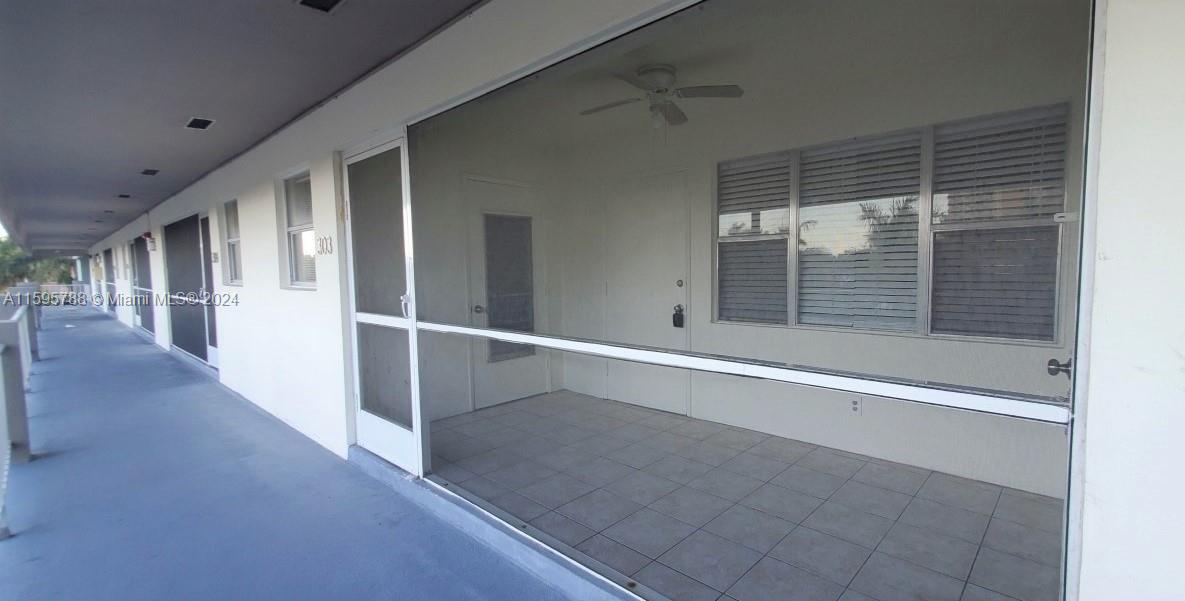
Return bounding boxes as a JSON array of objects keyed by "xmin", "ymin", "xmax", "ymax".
[{"xmin": 400, "ymin": 294, "xmax": 411, "ymax": 318}]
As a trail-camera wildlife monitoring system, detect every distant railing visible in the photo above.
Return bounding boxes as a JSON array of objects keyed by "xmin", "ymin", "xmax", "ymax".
[{"xmin": 0, "ymin": 302, "xmax": 39, "ymax": 540}]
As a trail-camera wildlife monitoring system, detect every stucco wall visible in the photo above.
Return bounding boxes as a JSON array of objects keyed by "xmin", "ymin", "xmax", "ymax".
[{"xmin": 1075, "ymin": 0, "xmax": 1185, "ymax": 598}]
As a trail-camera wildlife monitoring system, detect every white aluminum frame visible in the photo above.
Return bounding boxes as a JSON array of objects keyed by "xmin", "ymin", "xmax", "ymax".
[
  {"xmin": 220, "ymin": 199, "xmax": 243, "ymax": 286},
  {"xmin": 416, "ymin": 320, "xmax": 1069, "ymax": 424},
  {"xmin": 274, "ymin": 164, "xmax": 316, "ymax": 290},
  {"xmin": 328, "ymin": 0, "xmax": 1095, "ymax": 597},
  {"xmin": 129, "ymin": 236, "xmax": 153, "ymax": 333},
  {"xmin": 282, "ymin": 174, "xmax": 316, "ymax": 288},
  {"xmin": 1063, "ymin": 2, "xmax": 1104, "ymax": 598},
  {"xmin": 159, "ymin": 212, "xmax": 218, "ymax": 367},
  {"xmin": 341, "ymin": 133, "xmax": 426, "ymax": 476}
]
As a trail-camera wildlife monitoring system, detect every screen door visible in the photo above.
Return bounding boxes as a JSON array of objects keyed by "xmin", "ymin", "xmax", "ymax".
[
  {"xmin": 164, "ymin": 215, "xmax": 214, "ymax": 363},
  {"xmin": 345, "ymin": 138, "xmax": 424, "ymax": 474},
  {"xmin": 132, "ymin": 236, "xmax": 154, "ymax": 333}
]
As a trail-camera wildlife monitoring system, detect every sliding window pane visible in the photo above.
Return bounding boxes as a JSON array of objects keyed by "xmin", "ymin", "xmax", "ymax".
[
  {"xmin": 289, "ymin": 229, "xmax": 316, "ymax": 284},
  {"xmin": 931, "ymin": 226, "xmax": 1058, "ymax": 341},
  {"xmin": 933, "ymin": 105, "xmax": 1068, "ymax": 226},
  {"xmin": 717, "ymin": 239, "xmax": 787, "ymax": 324},
  {"xmin": 798, "ymin": 198, "xmax": 918, "ymax": 330},
  {"xmin": 796, "ymin": 133, "xmax": 921, "ymax": 331}
]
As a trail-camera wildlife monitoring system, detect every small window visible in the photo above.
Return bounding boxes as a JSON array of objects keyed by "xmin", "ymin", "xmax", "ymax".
[
  {"xmin": 715, "ymin": 152, "xmax": 791, "ymax": 324},
  {"xmin": 223, "ymin": 200, "xmax": 243, "ymax": 284},
  {"xmin": 281, "ymin": 173, "xmax": 316, "ymax": 287},
  {"xmin": 124, "ymin": 244, "xmax": 132, "ymax": 279}
]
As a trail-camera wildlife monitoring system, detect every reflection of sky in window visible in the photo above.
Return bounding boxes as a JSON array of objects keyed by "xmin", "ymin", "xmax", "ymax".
[
  {"xmin": 719, "ymin": 212, "xmax": 751, "ymax": 236},
  {"xmin": 300, "ymin": 230, "xmax": 316, "ymax": 257},
  {"xmin": 932, "ymin": 188, "xmax": 1048, "ymax": 224},
  {"xmin": 799, "ymin": 197, "xmax": 915, "ymax": 256},
  {"xmin": 718, "ymin": 208, "xmax": 790, "ymax": 237},
  {"xmin": 760, "ymin": 208, "xmax": 790, "ymax": 234}
]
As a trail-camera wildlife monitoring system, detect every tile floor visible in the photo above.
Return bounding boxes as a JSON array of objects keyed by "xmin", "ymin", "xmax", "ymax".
[{"xmin": 429, "ymin": 390, "xmax": 1064, "ymax": 601}]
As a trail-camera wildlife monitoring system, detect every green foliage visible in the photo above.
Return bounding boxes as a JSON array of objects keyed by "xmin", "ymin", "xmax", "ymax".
[
  {"xmin": 0, "ymin": 237, "xmax": 75, "ymax": 287},
  {"xmin": 27, "ymin": 258, "xmax": 75, "ymax": 284}
]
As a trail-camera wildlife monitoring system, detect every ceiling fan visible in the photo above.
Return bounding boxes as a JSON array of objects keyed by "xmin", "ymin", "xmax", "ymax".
[{"xmin": 578, "ymin": 63, "xmax": 744, "ymax": 127}]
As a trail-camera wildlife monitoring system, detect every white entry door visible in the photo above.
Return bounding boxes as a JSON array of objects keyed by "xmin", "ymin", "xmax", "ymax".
[
  {"xmin": 345, "ymin": 138, "xmax": 424, "ymax": 475},
  {"xmin": 604, "ymin": 171, "xmax": 691, "ymax": 414},
  {"xmin": 464, "ymin": 176, "xmax": 550, "ymax": 409}
]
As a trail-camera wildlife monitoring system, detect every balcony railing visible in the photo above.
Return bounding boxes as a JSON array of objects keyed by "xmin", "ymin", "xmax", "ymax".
[{"xmin": 0, "ymin": 291, "xmax": 41, "ymax": 540}]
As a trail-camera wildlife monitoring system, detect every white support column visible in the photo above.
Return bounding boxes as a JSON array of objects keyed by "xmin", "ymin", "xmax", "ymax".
[{"xmin": 1074, "ymin": 1, "xmax": 1185, "ymax": 599}]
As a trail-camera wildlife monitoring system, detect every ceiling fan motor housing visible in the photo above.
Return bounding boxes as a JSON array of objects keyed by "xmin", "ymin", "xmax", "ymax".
[{"xmin": 636, "ymin": 64, "xmax": 678, "ymax": 93}]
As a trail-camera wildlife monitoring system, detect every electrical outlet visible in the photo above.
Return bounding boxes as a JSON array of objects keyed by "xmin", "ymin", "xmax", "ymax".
[{"xmin": 851, "ymin": 397, "xmax": 862, "ymax": 416}]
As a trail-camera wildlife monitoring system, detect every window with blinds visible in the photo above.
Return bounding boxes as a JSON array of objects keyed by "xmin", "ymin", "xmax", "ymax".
[
  {"xmin": 716, "ymin": 152, "xmax": 791, "ymax": 324},
  {"xmin": 929, "ymin": 105, "xmax": 1067, "ymax": 341},
  {"xmin": 713, "ymin": 103, "xmax": 1068, "ymax": 340},
  {"xmin": 282, "ymin": 172, "xmax": 316, "ymax": 286},
  {"xmin": 223, "ymin": 200, "xmax": 243, "ymax": 284},
  {"xmin": 797, "ymin": 133, "xmax": 921, "ymax": 330}
]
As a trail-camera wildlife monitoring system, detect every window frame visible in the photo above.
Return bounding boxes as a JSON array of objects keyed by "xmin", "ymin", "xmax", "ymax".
[
  {"xmin": 713, "ymin": 150, "xmax": 794, "ymax": 326},
  {"xmin": 712, "ymin": 108, "xmax": 1068, "ymax": 347},
  {"xmin": 276, "ymin": 169, "xmax": 317, "ymax": 290},
  {"xmin": 221, "ymin": 199, "xmax": 243, "ymax": 286}
]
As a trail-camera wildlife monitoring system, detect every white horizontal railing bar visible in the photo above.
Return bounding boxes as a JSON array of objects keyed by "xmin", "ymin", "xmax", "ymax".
[
  {"xmin": 356, "ymin": 312, "xmax": 411, "ymax": 330},
  {"xmin": 3, "ymin": 306, "xmax": 28, "ymax": 323},
  {"xmin": 415, "ymin": 320, "xmax": 1070, "ymax": 424}
]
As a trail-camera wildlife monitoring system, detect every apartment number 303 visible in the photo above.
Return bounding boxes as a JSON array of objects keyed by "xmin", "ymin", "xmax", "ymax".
[{"xmin": 315, "ymin": 236, "xmax": 334, "ymax": 255}]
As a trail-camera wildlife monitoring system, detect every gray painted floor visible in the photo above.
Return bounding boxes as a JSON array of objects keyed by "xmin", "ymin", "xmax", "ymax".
[
  {"xmin": 0, "ymin": 307, "xmax": 600, "ymax": 601},
  {"xmin": 431, "ymin": 391, "xmax": 1065, "ymax": 601}
]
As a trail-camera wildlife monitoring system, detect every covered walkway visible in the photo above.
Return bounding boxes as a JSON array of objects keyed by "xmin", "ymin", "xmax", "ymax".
[{"xmin": 0, "ymin": 306, "xmax": 617, "ymax": 601}]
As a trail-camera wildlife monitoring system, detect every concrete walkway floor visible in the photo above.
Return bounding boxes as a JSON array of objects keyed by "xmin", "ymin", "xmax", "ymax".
[{"xmin": 0, "ymin": 307, "xmax": 619, "ymax": 601}]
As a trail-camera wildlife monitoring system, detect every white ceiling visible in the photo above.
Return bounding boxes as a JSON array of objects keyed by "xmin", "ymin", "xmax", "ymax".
[{"xmin": 0, "ymin": 0, "xmax": 480, "ymax": 255}]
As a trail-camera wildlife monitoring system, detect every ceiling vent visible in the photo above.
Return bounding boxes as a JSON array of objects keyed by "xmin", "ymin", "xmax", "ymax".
[
  {"xmin": 297, "ymin": 0, "xmax": 344, "ymax": 13},
  {"xmin": 185, "ymin": 117, "xmax": 215, "ymax": 130},
  {"xmin": 141, "ymin": 169, "xmax": 159, "ymax": 176}
]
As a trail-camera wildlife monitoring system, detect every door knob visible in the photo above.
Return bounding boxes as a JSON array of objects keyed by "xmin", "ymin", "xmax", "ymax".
[
  {"xmin": 473, "ymin": 304, "xmax": 486, "ymax": 314},
  {"xmin": 1047, "ymin": 358, "xmax": 1072, "ymax": 379}
]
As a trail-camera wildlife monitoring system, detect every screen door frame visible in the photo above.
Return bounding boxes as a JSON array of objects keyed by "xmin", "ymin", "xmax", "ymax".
[{"xmin": 342, "ymin": 132, "xmax": 426, "ymax": 476}]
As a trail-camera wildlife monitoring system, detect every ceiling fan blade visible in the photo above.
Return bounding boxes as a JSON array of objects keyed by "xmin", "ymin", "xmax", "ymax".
[
  {"xmin": 579, "ymin": 97, "xmax": 643, "ymax": 116},
  {"xmin": 654, "ymin": 101, "xmax": 688, "ymax": 126},
  {"xmin": 675, "ymin": 84, "xmax": 744, "ymax": 99}
]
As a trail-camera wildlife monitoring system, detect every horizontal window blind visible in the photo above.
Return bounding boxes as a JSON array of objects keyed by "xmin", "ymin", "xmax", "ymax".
[
  {"xmin": 931, "ymin": 226, "xmax": 1059, "ymax": 340},
  {"xmin": 716, "ymin": 152, "xmax": 791, "ymax": 324},
  {"xmin": 224, "ymin": 200, "xmax": 241, "ymax": 239},
  {"xmin": 717, "ymin": 152, "xmax": 792, "ymax": 215},
  {"xmin": 930, "ymin": 105, "xmax": 1067, "ymax": 340},
  {"xmin": 797, "ymin": 132, "xmax": 921, "ymax": 330},
  {"xmin": 717, "ymin": 239, "xmax": 788, "ymax": 324},
  {"xmin": 717, "ymin": 152, "xmax": 792, "ymax": 237},
  {"xmin": 933, "ymin": 104, "xmax": 1067, "ymax": 224}
]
